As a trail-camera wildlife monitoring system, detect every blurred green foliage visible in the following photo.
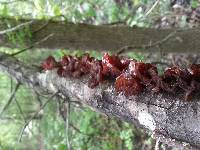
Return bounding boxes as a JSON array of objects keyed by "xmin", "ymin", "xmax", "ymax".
[
  {"xmin": 0, "ymin": 0, "xmax": 176, "ymax": 26},
  {"xmin": 5, "ymin": 25, "xmax": 32, "ymax": 47}
]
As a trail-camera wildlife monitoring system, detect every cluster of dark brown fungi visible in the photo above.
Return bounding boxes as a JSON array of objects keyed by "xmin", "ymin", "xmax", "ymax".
[{"xmin": 41, "ymin": 53, "xmax": 200, "ymax": 101}]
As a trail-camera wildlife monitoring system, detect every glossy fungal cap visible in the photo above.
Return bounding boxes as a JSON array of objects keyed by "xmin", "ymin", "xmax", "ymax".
[
  {"xmin": 41, "ymin": 56, "xmax": 58, "ymax": 70},
  {"xmin": 115, "ymin": 73, "xmax": 143, "ymax": 96}
]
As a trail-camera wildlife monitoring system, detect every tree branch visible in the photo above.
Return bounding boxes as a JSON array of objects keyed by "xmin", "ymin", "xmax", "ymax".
[
  {"xmin": 145, "ymin": 0, "xmax": 160, "ymax": 17},
  {"xmin": 0, "ymin": 20, "xmax": 33, "ymax": 35},
  {"xmin": 0, "ymin": 52, "xmax": 199, "ymax": 149},
  {"xmin": 116, "ymin": 31, "xmax": 177, "ymax": 54},
  {"xmin": 0, "ymin": 82, "xmax": 21, "ymax": 117},
  {"xmin": 0, "ymin": 18, "xmax": 200, "ymax": 53},
  {"xmin": 11, "ymin": 33, "xmax": 54, "ymax": 56},
  {"xmin": 18, "ymin": 91, "xmax": 58, "ymax": 142}
]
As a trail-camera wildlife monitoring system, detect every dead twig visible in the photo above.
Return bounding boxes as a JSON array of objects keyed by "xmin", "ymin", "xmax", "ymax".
[
  {"xmin": 11, "ymin": 33, "xmax": 54, "ymax": 56},
  {"xmin": 32, "ymin": 21, "xmax": 49, "ymax": 34},
  {"xmin": 0, "ymin": 20, "xmax": 33, "ymax": 35},
  {"xmin": 145, "ymin": 0, "xmax": 160, "ymax": 17},
  {"xmin": 10, "ymin": 78, "xmax": 33, "ymax": 134},
  {"xmin": 117, "ymin": 31, "xmax": 176, "ymax": 55},
  {"xmin": 0, "ymin": 82, "xmax": 21, "ymax": 117},
  {"xmin": 18, "ymin": 91, "xmax": 59, "ymax": 142},
  {"xmin": 14, "ymin": 96, "xmax": 34, "ymax": 135},
  {"xmin": 14, "ymin": 97, "xmax": 25, "ymax": 122},
  {"xmin": 32, "ymin": 15, "xmax": 68, "ymax": 34}
]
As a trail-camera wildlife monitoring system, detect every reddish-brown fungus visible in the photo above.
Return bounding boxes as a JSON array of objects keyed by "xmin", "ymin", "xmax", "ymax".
[{"xmin": 41, "ymin": 53, "xmax": 200, "ymax": 101}]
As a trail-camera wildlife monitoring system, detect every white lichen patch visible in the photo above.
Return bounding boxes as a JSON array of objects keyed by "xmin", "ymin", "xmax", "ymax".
[
  {"xmin": 127, "ymin": 101, "xmax": 156, "ymax": 131},
  {"xmin": 37, "ymin": 70, "xmax": 58, "ymax": 92},
  {"xmin": 37, "ymin": 71, "xmax": 48, "ymax": 87},
  {"xmin": 138, "ymin": 109, "xmax": 156, "ymax": 131},
  {"xmin": 37, "ymin": 70, "xmax": 98, "ymax": 101}
]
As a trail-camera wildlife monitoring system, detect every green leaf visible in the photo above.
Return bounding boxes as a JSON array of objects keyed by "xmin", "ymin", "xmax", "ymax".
[
  {"xmin": 191, "ymin": 1, "xmax": 198, "ymax": 8},
  {"xmin": 53, "ymin": 5, "xmax": 61, "ymax": 16},
  {"xmin": 57, "ymin": 144, "xmax": 66, "ymax": 150},
  {"xmin": 2, "ymin": 5, "xmax": 8, "ymax": 16}
]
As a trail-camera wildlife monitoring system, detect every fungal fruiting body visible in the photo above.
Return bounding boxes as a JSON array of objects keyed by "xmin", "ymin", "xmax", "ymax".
[{"xmin": 41, "ymin": 53, "xmax": 200, "ymax": 100}]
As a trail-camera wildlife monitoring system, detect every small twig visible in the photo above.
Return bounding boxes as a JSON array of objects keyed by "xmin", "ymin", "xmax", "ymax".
[
  {"xmin": 32, "ymin": 21, "xmax": 49, "ymax": 34},
  {"xmin": 65, "ymin": 98, "xmax": 71, "ymax": 150},
  {"xmin": 69, "ymin": 123, "xmax": 88, "ymax": 135},
  {"xmin": 145, "ymin": 0, "xmax": 160, "ymax": 17},
  {"xmin": 32, "ymin": 15, "xmax": 68, "ymax": 34},
  {"xmin": 0, "ymin": 82, "xmax": 21, "ymax": 117},
  {"xmin": 117, "ymin": 31, "xmax": 177, "ymax": 55},
  {"xmin": 10, "ymin": 78, "xmax": 32, "ymax": 134},
  {"xmin": 35, "ymin": 92, "xmax": 43, "ymax": 107},
  {"xmin": 11, "ymin": 33, "xmax": 54, "ymax": 56},
  {"xmin": 14, "ymin": 96, "xmax": 34, "ymax": 135},
  {"xmin": 69, "ymin": 123, "xmax": 94, "ymax": 137},
  {"xmin": 18, "ymin": 91, "xmax": 58, "ymax": 142},
  {"xmin": 14, "ymin": 97, "xmax": 26, "ymax": 121},
  {"xmin": 0, "ymin": 20, "xmax": 33, "ymax": 35}
]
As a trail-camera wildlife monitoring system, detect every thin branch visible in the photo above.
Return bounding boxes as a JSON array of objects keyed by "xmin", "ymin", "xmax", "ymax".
[
  {"xmin": 10, "ymin": 78, "xmax": 13, "ymax": 93},
  {"xmin": 32, "ymin": 21, "xmax": 49, "ymax": 34},
  {"xmin": 65, "ymin": 98, "xmax": 71, "ymax": 150},
  {"xmin": 14, "ymin": 97, "xmax": 26, "ymax": 121},
  {"xmin": 11, "ymin": 33, "xmax": 54, "ymax": 56},
  {"xmin": 14, "ymin": 96, "xmax": 34, "ymax": 135},
  {"xmin": 69, "ymin": 123, "xmax": 93, "ymax": 137},
  {"xmin": 18, "ymin": 91, "xmax": 59, "ymax": 142},
  {"xmin": 0, "ymin": 82, "xmax": 21, "ymax": 117},
  {"xmin": 10, "ymin": 78, "xmax": 30, "ymax": 125},
  {"xmin": 0, "ymin": 20, "xmax": 33, "ymax": 35},
  {"xmin": 145, "ymin": 0, "xmax": 160, "ymax": 17},
  {"xmin": 117, "ymin": 31, "xmax": 177, "ymax": 55},
  {"xmin": 35, "ymin": 92, "xmax": 43, "ymax": 107},
  {"xmin": 69, "ymin": 123, "xmax": 86, "ymax": 135},
  {"xmin": 31, "ymin": 15, "xmax": 68, "ymax": 34}
]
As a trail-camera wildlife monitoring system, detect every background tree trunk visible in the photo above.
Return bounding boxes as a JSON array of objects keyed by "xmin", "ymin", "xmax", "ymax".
[{"xmin": 0, "ymin": 18, "xmax": 200, "ymax": 53}]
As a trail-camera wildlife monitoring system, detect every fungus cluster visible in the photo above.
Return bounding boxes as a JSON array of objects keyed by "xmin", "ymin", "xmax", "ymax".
[{"xmin": 41, "ymin": 53, "xmax": 200, "ymax": 100}]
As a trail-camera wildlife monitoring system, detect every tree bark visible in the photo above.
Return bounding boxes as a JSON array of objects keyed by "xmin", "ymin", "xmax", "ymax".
[
  {"xmin": 0, "ymin": 17, "xmax": 200, "ymax": 53},
  {"xmin": 0, "ymin": 52, "xmax": 199, "ymax": 149}
]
